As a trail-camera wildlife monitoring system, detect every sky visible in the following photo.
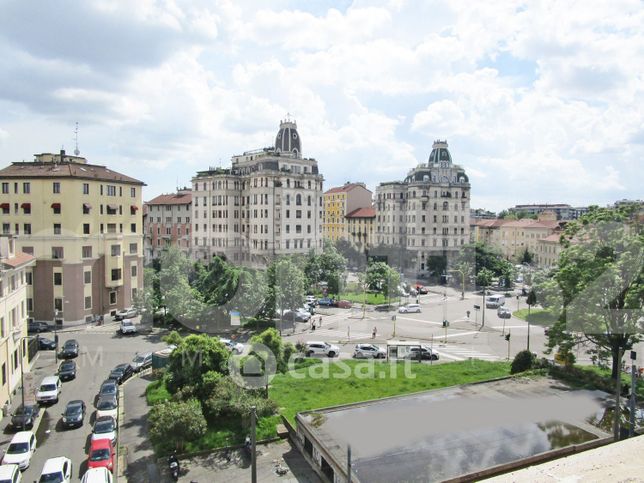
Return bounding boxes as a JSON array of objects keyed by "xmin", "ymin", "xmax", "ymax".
[{"xmin": 1, "ymin": 0, "xmax": 643, "ymax": 212}]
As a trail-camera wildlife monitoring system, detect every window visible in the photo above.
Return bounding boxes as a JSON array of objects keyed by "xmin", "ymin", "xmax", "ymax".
[
  {"xmin": 82, "ymin": 246, "xmax": 92, "ymax": 258},
  {"xmin": 53, "ymin": 272, "xmax": 62, "ymax": 286},
  {"xmin": 26, "ymin": 272, "xmax": 32, "ymax": 285},
  {"xmin": 27, "ymin": 298, "xmax": 33, "ymax": 312},
  {"xmin": 1, "ymin": 223, "xmax": 9, "ymax": 235},
  {"xmin": 83, "ymin": 183, "xmax": 89, "ymax": 195},
  {"xmin": 52, "ymin": 204, "xmax": 61, "ymax": 214},
  {"xmin": 23, "ymin": 224, "xmax": 31, "ymax": 235},
  {"xmin": 54, "ymin": 298, "xmax": 63, "ymax": 311},
  {"xmin": 82, "ymin": 203, "xmax": 91, "ymax": 214},
  {"xmin": 129, "ymin": 243, "xmax": 137, "ymax": 254},
  {"xmin": 83, "ymin": 223, "xmax": 90, "ymax": 235},
  {"xmin": 130, "ymin": 187, "xmax": 136, "ymax": 197},
  {"xmin": 84, "ymin": 271, "xmax": 91, "ymax": 284},
  {"xmin": 23, "ymin": 182, "xmax": 30, "ymax": 194},
  {"xmin": 53, "ymin": 182, "xmax": 60, "ymax": 194},
  {"xmin": 84, "ymin": 296, "xmax": 92, "ymax": 310},
  {"xmin": 107, "ymin": 185, "xmax": 116, "ymax": 196},
  {"xmin": 130, "ymin": 223, "xmax": 137, "ymax": 233},
  {"xmin": 53, "ymin": 223, "xmax": 61, "ymax": 235},
  {"xmin": 22, "ymin": 246, "xmax": 33, "ymax": 255},
  {"xmin": 1, "ymin": 183, "xmax": 8, "ymax": 194},
  {"xmin": 111, "ymin": 245, "xmax": 121, "ymax": 256},
  {"xmin": 52, "ymin": 247, "xmax": 64, "ymax": 259},
  {"xmin": 109, "ymin": 291, "xmax": 117, "ymax": 305},
  {"xmin": 131, "ymin": 265, "xmax": 137, "ymax": 277},
  {"xmin": 111, "ymin": 269, "xmax": 122, "ymax": 281}
]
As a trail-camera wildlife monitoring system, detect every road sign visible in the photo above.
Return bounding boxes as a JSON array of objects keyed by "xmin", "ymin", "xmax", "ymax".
[{"xmin": 473, "ymin": 304, "xmax": 480, "ymax": 310}]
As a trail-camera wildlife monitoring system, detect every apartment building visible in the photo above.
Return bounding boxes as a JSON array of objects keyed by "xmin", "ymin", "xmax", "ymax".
[
  {"xmin": 345, "ymin": 207, "xmax": 376, "ymax": 251},
  {"xmin": 535, "ymin": 233, "xmax": 563, "ymax": 269},
  {"xmin": 0, "ymin": 235, "xmax": 35, "ymax": 410},
  {"xmin": 323, "ymin": 183, "xmax": 373, "ymax": 243},
  {"xmin": 144, "ymin": 189, "xmax": 192, "ymax": 262},
  {"xmin": 0, "ymin": 151, "xmax": 145, "ymax": 324},
  {"xmin": 191, "ymin": 119, "xmax": 324, "ymax": 266},
  {"xmin": 375, "ymin": 140, "xmax": 471, "ymax": 272}
]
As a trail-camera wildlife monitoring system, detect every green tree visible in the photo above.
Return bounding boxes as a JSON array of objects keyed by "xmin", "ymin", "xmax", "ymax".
[
  {"xmin": 273, "ymin": 257, "xmax": 306, "ymax": 316},
  {"xmin": 544, "ymin": 206, "xmax": 644, "ymax": 380},
  {"xmin": 133, "ymin": 267, "xmax": 159, "ymax": 322},
  {"xmin": 236, "ymin": 268, "xmax": 269, "ymax": 320},
  {"xmin": 526, "ymin": 289, "xmax": 537, "ymax": 315},
  {"xmin": 166, "ymin": 334, "xmax": 230, "ymax": 393},
  {"xmin": 158, "ymin": 247, "xmax": 204, "ymax": 323},
  {"xmin": 149, "ymin": 399, "xmax": 207, "ymax": 452},
  {"xmin": 476, "ymin": 267, "xmax": 494, "ymax": 288},
  {"xmin": 366, "ymin": 261, "xmax": 400, "ymax": 300},
  {"xmin": 521, "ymin": 248, "xmax": 534, "ymax": 265}
]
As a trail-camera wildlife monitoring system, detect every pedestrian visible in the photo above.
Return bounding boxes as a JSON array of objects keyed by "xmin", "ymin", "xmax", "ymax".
[
  {"xmin": 319, "ymin": 316, "xmax": 323, "ymax": 327},
  {"xmin": 466, "ymin": 310, "xmax": 470, "ymax": 319},
  {"xmin": 372, "ymin": 326, "xmax": 377, "ymax": 339}
]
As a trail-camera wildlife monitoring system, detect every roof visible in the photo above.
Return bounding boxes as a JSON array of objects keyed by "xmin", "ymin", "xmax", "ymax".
[
  {"xmin": 1, "ymin": 252, "xmax": 35, "ymax": 269},
  {"xmin": 10, "ymin": 431, "xmax": 34, "ymax": 443},
  {"xmin": 41, "ymin": 456, "xmax": 70, "ymax": 473},
  {"xmin": 325, "ymin": 183, "xmax": 369, "ymax": 195},
  {"xmin": 540, "ymin": 233, "xmax": 562, "ymax": 243},
  {"xmin": 346, "ymin": 207, "xmax": 376, "ymax": 218},
  {"xmin": 146, "ymin": 192, "xmax": 192, "ymax": 206},
  {"xmin": 0, "ymin": 161, "xmax": 145, "ymax": 185},
  {"xmin": 473, "ymin": 219, "xmax": 561, "ymax": 229}
]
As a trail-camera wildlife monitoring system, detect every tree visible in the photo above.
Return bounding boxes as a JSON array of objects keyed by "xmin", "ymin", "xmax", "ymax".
[
  {"xmin": 236, "ymin": 268, "xmax": 269, "ymax": 320},
  {"xmin": 166, "ymin": 334, "xmax": 230, "ymax": 393},
  {"xmin": 149, "ymin": 399, "xmax": 207, "ymax": 452},
  {"xmin": 521, "ymin": 248, "xmax": 534, "ymax": 265},
  {"xmin": 511, "ymin": 350, "xmax": 536, "ymax": 374},
  {"xmin": 544, "ymin": 206, "xmax": 643, "ymax": 380},
  {"xmin": 273, "ymin": 258, "xmax": 306, "ymax": 329},
  {"xmin": 316, "ymin": 244, "xmax": 347, "ymax": 295},
  {"xmin": 133, "ymin": 267, "xmax": 159, "ymax": 322},
  {"xmin": 526, "ymin": 289, "xmax": 537, "ymax": 315},
  {"xmin": 158, "ymin": 247, "xmax": 205, "ymax": 324},
  {"xmin": 365, "ymin": 261, "xmax": 400, "ymax": 300},
  {"xmin": 476, "ymin": 267, "xmax": 494, "ymax": 288}
]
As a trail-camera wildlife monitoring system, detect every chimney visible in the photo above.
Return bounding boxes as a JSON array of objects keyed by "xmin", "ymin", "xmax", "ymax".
[{"xmin": 60, "ymin": 149, "xmax": 66, "ymax": 162}]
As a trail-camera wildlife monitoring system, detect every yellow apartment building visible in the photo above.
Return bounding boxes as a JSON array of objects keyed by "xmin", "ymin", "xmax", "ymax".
[
  {"xmin": 323, "ymin": 183, "xmax": 372, "ymax": 243},
  {"xmin": 0, "ymin": 150, "xmax": 145, "ymax": 325}
]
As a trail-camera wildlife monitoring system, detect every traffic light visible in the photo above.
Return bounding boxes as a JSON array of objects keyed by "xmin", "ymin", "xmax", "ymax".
[
  {"xmin": 442, "ymin": 320, "xmax": 449, "ymax": 328},
  {"xmin": 504, "ymin": 333, "xmax": 511, "ymax": 341}
]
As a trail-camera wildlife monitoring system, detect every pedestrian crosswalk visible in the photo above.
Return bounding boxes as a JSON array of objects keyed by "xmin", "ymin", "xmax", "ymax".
[{"xmin": 433, "ymin": 345, "xmax": 501, "ymax": 361}]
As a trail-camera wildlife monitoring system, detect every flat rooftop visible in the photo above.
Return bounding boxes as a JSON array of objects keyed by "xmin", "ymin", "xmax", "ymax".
[{"xmin": 298, "ymin": 377, "xmax": 613, "ymax": 482}]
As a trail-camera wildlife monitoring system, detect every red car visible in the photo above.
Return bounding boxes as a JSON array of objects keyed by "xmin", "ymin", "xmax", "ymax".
[
  {"xmin": 335, "ymin": 300, "xmax": 352, "ymax": 309},
  {"xmin": 416, "ymin": 285, "xmax": 428, "ymax": 294},
  {"xmin": 88, "ymin": 438, "xmax": 114, "ymax": 471}
]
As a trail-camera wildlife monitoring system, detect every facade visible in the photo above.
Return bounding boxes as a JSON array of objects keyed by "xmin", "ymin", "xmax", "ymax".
[
  {"xmin": 535, "ymin": 233, "xmax": 563, "ymax": 269},
  {"xmin": 323, "ymin": 183, "xmax": 373, "ymax": 243},
  {"xmin": 470, "ymin": 208, "xmax": 496, "ymax": 220},
  {"xmin": 374, "ymin": 140, "xmax": 471, "ymax": 272},
  {"xmin": 0, "ymin": 235, "xmax": 35, "ymax": 409},
  {"xmin": 191, "ymin": 120, "xmax": 324, "ymax": 266},
  {"xmin": 0, "ymin": 151, "xmax": 145, "ymax": 324},
  {"xmin": 345, "ymin": 207, "xmax": 376, "ymax": 251},
  {"xmin": 144, "ymin": 189, "xmax": 192, "ymax": 262},
  {"xmin": 509, "ymin": 203, "xmax": 588, "ymax": 220}
]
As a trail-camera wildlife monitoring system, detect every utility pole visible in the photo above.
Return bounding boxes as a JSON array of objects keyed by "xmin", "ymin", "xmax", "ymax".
[
  {"xmin": 629, "ymin": 351, "xmax": 637, "ymax": 438},
  {"xmin": 505, "ymin": 331, "xmax": 511, "ymax": 360},
  {"xmin": 613, "ymin": 348, "xmax": 623, "ymax": 442},
  {"xmin": 251, "ymin": 406, "xmax": 257, "ymax": 483},
  {"xmin": 347, "ymin": 445, "xmax": 352, "ymax": 483},
  {"xmin": 481, "ymin": 288, "xmax": 486, "ymax": 329}
]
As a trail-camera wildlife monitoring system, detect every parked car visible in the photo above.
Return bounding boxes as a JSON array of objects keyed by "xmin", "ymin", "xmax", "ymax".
[
  {"xmin": 61, "ymin": 400, "xmax": 86, "ymax": 429},
  {"xmin": 95, "ymin": 395, "xmax": 118, "ymax": 421},
  {"xmin": 485, "ymin": 294, "xmax": 506, "ymax": 309},
  {"xmin": 282, "ymin": 310, "xmax": 309, "ymax": 322},
  {"xmin": 38, "ymin": 337, "xmax": 56, "ymax": 351},
  {"xmin": 108, "ymin": 364, "xmax": 134, "ymax": 384},
  {"xmin": 80, "ymin": 467, "xmax": 113, "ymax": 483},
  {"xmin": 114, "ymin": 307, "xmax": 137, "ymax": 321},
  {"xmin": 305, "ymin": 295, "xmax": 317, "ymax": 305},
  {"xmin": 375, "ymin": 304, "xmax": 394, "ymax": 312},
  {"xmin": 336, "ymin": 300, "xmax": 352, "ymax": 309},
  {"xmin": 409, "ymin": 288, "xmax": 418, "ymax": 296},
  {"xmin": 130, "ymin": 352, "xmax": 152, "ymax": 372},
  {"xmin": 87, "ymin": 438, "xmax": 115, "ymax": 472},
  {"xmin": 317, "ymin": 297, "xmax": 335, "ymax": 307},
  {"xmin": 399, "ymin": 304, "xmax": 421, "ymax": 313},
  {"xmin": 98, "ymin": 380, "xmax": 119, "ymax": 399},
  {"xmin": 119, "ymin": 319, "xmax": 137, "ymax": 335},
  {"xmin": 92, "ymin": 416, "xmax": 117, "ymax": 445},
  {"xmin": 416, "ymin": 286, "xmax": 429, "ymax": 294},
  {"xmin": 497, "ymin": 307, "xmax": 512, "ymax": 319},
  {"xmin": 10, "ymin": 404, "xmax": 40, "ymax": 431},
  {"xmin": 0, "ymin": 464, "xmax": 21, "ymax": 483},
  {"xmin": 57, "ymin": 360, "xmax": 77, "ymax": 381},
  {"xmin": 219, "ymin": 338, "xmax": 244, "ymax": 354},
  {"xmin": 1, "ymin": 431, "xmax": 37, "ymax": 470},
  {"xmin": 60, "ymin": 340, "xmax": 79, "ymax": 359},
  {"xmin": 28, "ymin": 321, "xmax": 50, "ymax": 334},
  {"xmin": 38, "ymin": 457, "xmax": 72, "ymax": 483},
  {"xmin": 36, "ymin": 376, "xmax": 62, "ymax": 404},
  {"xmin": 353, "ymin": 344, "xmax": 386, "ymax": 359},
  {"xmin": 407, "ymin": 346, "xmax": 439, "ymax": 361},
  {"xmin": 305, "ymin": 341, "xmax": 339, "ymax": 357}
]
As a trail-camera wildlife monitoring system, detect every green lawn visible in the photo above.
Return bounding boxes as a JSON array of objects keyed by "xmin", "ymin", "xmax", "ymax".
[
  {"xmin": 513, "ymin": 308, "xmax": 557, "ymax": 327},
  {"xmin": 146, "ymin": 379, "xmax": 171, "ymax": 405},
  {"xmin": 271, "ymin": 359, "xmax": 511, "ymax": 423},
  {"xmin": 576, "ymin": 365, "xmax": 644, "ymax": 398},
  {"xmin": 338, "ymin": 292, "xmax": 390, "ymax": 305}
]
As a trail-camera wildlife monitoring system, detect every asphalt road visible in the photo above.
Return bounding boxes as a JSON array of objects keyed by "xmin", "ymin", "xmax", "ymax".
[{"xmin": 13, "ymin": 320, "xmax": 167, "ymax": 482}]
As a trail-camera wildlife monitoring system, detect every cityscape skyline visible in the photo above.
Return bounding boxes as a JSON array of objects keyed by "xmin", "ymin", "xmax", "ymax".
[{"xmin": 1, "ymin": 1, "xmax": 643, "ymax": 213}]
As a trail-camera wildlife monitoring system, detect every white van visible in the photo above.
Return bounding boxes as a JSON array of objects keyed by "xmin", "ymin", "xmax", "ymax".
[
  {"xmin": 399, "ymin": 304, "xmax": 421, "ymax": 313},
  {"xmin": 485, "ymin": 294, "xmax": 506, "ymax": 309}
]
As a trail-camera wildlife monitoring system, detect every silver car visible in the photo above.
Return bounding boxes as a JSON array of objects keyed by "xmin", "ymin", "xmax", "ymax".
[{"xmin": 353, "ymin": 344, "xmax": 386, "ymax": 359}]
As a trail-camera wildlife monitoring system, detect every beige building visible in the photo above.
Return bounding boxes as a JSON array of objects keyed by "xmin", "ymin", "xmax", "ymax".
[
  {"xmin": 0, "ymin": 235, "xmax": 35, "ymax": 410},
  {"xmin": 535, "ymin": 233, "xmax": 563, "ymax": 269},
  {"xmin": 191, "ymin": 120, "xmax": 324, "ymax": 266},
  {"xmin": 323, "ymin": 183, "xmax": 373, "ymax": 243},
  {"xmin": 144, "ymin": 189, "xmax": 192, "ymax": 262},
  {"xmin": 345, "ymin": 207, "xmax": 376, "ymax": 251},
  {"xmin": 0, "ymin": 150, "xmax": 145, "ymax": 324}
]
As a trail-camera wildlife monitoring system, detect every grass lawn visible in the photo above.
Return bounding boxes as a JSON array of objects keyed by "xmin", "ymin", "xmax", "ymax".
[
  {"xmin": 146, "ymin": 379, "xmax": 171, "ymax": 405},
  {"xmin": 338, "ymin": 292, "xmax": 390, "ymax": 305},
  {"xmin": 576, "ymin": 365, "xmax": 644, "ymax": 398},
  {"xmin": 271, "ymin": 359, "xmax": 511, "ymax": 423},
  {"xmin": 513, "ymin": 308, "xmax": 557, "ymax": 327}
]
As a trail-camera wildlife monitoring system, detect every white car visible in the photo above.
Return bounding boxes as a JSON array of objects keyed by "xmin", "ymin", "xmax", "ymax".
[
  {"xmin": 353, "ymin": 344, "xmax": 386, "ymax": 359},
  {"xmin": 95, "ymin": 395, "xmax": 118, "ymax": 421},
  {"xmin": 39, "ymin": 457, "xmax": 72, "ymax": 483},
  {"xmin": 2, "ymin": 431, "xmax": 37, "ymax": 470},
  {"xmin": 92, "ymin": 416, "xmax": 117, "ymax": 445},
  {"xmin": 398, "ymin": 304, "xmax": 421, "ymax": 313},
  {"xmin": 114, "ymin": 307, "xmax": 137, "ymax": 320},
  {"xmin": 219, "ymin": 338, "xmax": 244, "ymax": 354},
  {"xmin": 0, "ymin": 464, "xmax": 21, "ymax": 483},
  {"xmin": 36, "ymin": 375, "xmax": 61, "ymax": 404},
  {"xmin": 119, "ymin": 318, "xmax": 137, "ymax": 335},
  {"xmin": 305, "ymin": 341, "xmax": 340, "ymax": 357},
  {"xmin": 305, "ymin": 295, "xmax": 317, "ymax": 305},
  {"xmin": 81, "ymin": 467, "xmax": 113, "ymax": 483}
]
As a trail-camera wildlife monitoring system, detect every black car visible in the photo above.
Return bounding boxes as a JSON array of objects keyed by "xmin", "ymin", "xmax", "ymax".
[
  {"xmin": 10, "ymin": 404, "xmax": 40, "ymax": 430},
  {"xmin": 99, "ymin": 379, "xmax": 119, "ymax": 398},
  {"xmin": 108, "ymin": 363, "xmax": 134, "ymax": 384},
  {"xmin": 61, "ymin": 400, "xmax": 86, "ymax": 429},
  {"xmin": 28, "ymin": 321, "xmax": 51, "ymax": 333},
  {"xmin": 60, "ymin": 339, "xmax": 79, "ymax": 358},
  {"xmin": 38, "ymin": 336, "xmax": 57, "ymax": 350},
  {"xmin": 407, "ymin": 346, "xmax": 439, "ymax": 361},
  {"xmin": 375, "ymin": 304, "xmax": 394, "ymax": 312},
  {"xmin": 58, "ymin": 360, "xmax": 77, "ymax": 381}
]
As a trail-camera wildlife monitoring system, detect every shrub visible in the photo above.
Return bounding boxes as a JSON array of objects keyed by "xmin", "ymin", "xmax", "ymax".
[
  {"xmin": 511, "ymin": 350, "xmax": 536, "ymax": 374},
  {"xmin": 149, "ymin": 399, "xmax": 207, "ymax": 453},
  {"xmin": 204, "ymin": 376, "xmax": 277, "ymax": 423}
]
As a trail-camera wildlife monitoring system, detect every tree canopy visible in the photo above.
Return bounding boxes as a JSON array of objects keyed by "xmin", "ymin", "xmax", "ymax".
[{"xmin": 166, "ymin": 334, "xmax": 230, "ymax": 393}]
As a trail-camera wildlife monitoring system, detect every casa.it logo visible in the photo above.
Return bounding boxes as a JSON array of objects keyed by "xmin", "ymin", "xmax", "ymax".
[{"xmin": 228, "ymin": 342, "xmax": 277, "ymax": 389}]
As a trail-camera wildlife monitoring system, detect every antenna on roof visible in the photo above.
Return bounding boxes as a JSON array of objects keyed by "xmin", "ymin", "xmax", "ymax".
[{"xmin": 73, "ymin": 122, "xmax": 80, "ymax": 156}]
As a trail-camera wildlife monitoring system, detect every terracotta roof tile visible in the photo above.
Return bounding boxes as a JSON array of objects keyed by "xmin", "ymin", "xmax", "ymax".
[
  {"xmin": 146, "ymin": 192, "xmax": 192, "ymax": 205},
  {"xmin": 0, "ymin": 161, "xmax": 144, "ymax": 185},
  {"xmin": 346, "ymin": 207, "xmax": 376, "ymax": 218},
  {"xmin": 325, "ymin": 183, "xmax": 370, "ymax": 195},
  {"xmin": 1, "ymin": 252, "xmax": 35, "ymax": 269}
]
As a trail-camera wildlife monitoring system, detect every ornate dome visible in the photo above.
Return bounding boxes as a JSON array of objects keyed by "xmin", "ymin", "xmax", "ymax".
[
  {"xmin": 428, "ymin": 140, "xmax": 452, "ymax": 165},
  {"xmin": 275, "ymin": 119, "xmax": 302, "ymax": 157}
]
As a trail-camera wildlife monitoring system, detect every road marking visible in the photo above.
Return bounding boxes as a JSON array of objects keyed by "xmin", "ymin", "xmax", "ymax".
[
  {"xmin": 433, "ymin": 345, "xmax": 501, "ymax": 361},
  {"xmin": 491, "ymin": 325, "xmax": 529, "ymax": 329},
  {"xmin": 395, "ymin": 316, "xmax": 443, "ymax": 326}
]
